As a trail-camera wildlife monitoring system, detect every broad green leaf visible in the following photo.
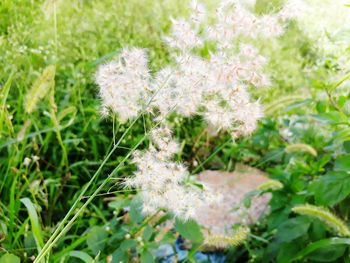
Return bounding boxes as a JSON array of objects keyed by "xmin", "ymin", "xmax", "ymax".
[
  {"xmin": 334, "ymin": 154, "xmax": 350, "ymax": 171},
  {"xmin": 140, "ymin": 250, "xmax": 154, "ymax": 263},
  {"xmin": 65, "ymin": 251, "xmax": 94, "ymax": 263},
  {"xmin": 24, "ymin": 232, "xmax": 37, "ymax": 256},
  {"xmin": 87, "ymin": 226, "xmax": 108, "ymax": 255},
  {"xmin": 20, "ymin": 198, "xmax": 44, "ymax": 251},
  {"xmin": 275, "ymin": 216, "xmax": 310, "ymax": 243},
  {"xmin": 111, "ymin": 249, "xmax": 128, "ymax": 263},
  {"xmin": 307, "ymin": 245, "xmax": 346, "ymax": 262},
  {"xmin": 142, "ymin": 226, "xmax": 153, "ymax": 241},
  {"xmin": 119, "ymin": 239, "xmax": 137, "ymax": 251},
  {"xmin": 343, "ymin": 141, "xmax": 350, "ymax": 153},
  {"xmin": 309, "ymin": 221, "xmax": 326, "ymax": 241},
  {"xmin": 309, "ymin": 171, "xmax": 350, "ymax": 206},
  {"xmin": 277, "ymin": 242, "xmax": 303, "ymax": 263},
  {"xmin": 174, "ymin": 219, "xmax": 204, "ymax": 244},
  {"xmin": 312, "ymin": 111, "xmax": 348, "ymax": 125},
  {"xmin": 316, "ymin": 101, "xmax": 327, "ymax": 113},
  {"xmin": 288, "ymin": 238, "xmax": 350, "ymax": 262},
  {"xmin": 0, "ymin": 254, "xmax": 20, "ymax": 263},
  {"xmin": 129, "ymin": 196, "xmax": 144, "ymax": 224}
]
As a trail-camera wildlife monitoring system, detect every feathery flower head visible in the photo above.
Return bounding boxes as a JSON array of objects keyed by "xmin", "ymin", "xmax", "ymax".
[
  {"xmin": 95, "ymin": 47, "xmax": 150, "ymax": 122},
  {"xmin": 164, "ymin": 18, "xmax": 203, "ymax": 51},
  {"xmin": 125, "ymin": 127, "xmax": 218, "ymax": 220},
  {"xmin": 97, "ymin": 0, "xmax": 302, "ymax": 221}
]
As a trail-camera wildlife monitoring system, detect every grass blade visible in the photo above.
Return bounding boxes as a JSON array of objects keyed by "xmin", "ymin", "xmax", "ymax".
[{"xmin": 20, "ymin": 198, "xmax": 44, "ymax": 253}]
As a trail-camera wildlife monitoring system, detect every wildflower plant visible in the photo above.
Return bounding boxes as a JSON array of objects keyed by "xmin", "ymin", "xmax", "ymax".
[
  {"xmin": 95, "ymin": 0, "xmax": 301, "ymax": 221},
  {"xmin": 3, "ymin": 0, "xmax": 350, "ymax": 262}
]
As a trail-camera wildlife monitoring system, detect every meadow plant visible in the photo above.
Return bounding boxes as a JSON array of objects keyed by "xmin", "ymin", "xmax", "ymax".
[
  {"xmin": 4, "ymin": 0, "xmax": 350, "ymax": 262},
  {"xmin": 95, "ymin": 0, "xmax": 301, "ymax": 220}
]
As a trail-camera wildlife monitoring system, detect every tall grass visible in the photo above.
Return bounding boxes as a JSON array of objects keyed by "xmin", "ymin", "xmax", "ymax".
[{"xmin": 0, "ymin": 0, "xmax": 188, "ymax": 259}]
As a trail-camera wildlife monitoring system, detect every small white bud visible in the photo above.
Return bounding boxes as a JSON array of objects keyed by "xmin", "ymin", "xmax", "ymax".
[{"xmin": 23, "ymin": 157, "xmax": 31, "ymax": 167}]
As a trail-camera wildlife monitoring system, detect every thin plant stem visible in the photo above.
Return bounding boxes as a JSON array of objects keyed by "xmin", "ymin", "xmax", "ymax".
[{"xmin": 34, "ymin": 71, "xmax": 174, "ymax": 262}]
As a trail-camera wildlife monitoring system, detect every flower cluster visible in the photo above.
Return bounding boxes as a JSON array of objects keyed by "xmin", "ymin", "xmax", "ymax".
[
  {"xmin": 167, "ymin": 0, "xmax": 301, "ymax": 51},
  {"xmin": 95, "ymin": 0, "xmax": 301, "ymax": 220},
  {"xmin": 95, "ymin": 47, "xmax": 150, "ymax": 121},
  {"xmin": 124, "ymin": 126, "xmax": 218, "ymax": 220}
]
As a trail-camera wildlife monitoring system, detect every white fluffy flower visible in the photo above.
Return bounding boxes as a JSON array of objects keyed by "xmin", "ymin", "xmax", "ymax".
[
  {"xmin": 125, "ymin": 127, "xmax": 217, "ymax": 220},
  {"xmin": 164, "ymin": 18, "xmax": 203, "ymax": 50},
  {"xmin": 96, "ymin": 0, "xmax": 303, "ymax": 221},
  {"xmin": 190, "ymin": 0, "xmax": 207, "ymax": 26},
  {"xmin": 95, "ymin": 47, "xmax": 150, "ymax": 122},
  {"xmin": 151, "ymin": 55, "xmax": 208, "ymax": 117}
]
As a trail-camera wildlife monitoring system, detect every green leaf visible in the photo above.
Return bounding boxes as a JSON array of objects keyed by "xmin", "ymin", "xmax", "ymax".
[
  {"xmin": 307, "ymin": 245, "xmax": 346, "ymax": 262},
  {"xmin": 140, "ymin": 250, "xmax": 154, "ymax": 263},
  {"xmin": 119, "ymin": 239, "xmax": 137, "ymax": 251},
  {"xmin": 309, "ymin": 220, "xmax": 326, "ymax": 241},
  {"xmin": 142, "ymin": 226, "xmax": 153, "ymax": 241},
  {"xmin": 275, "ymin": 216, "xmax": 310, "ymax": 243},
  {"xmin": 334, "ymin": 154, "xmax": 350, "ymax": 171},
  {"xmin": 313, "ymin": 111, "xmax": 348, "ymax": 125},
  {"xmin": 288, "ymin": 238, "xmax": 350, "ymax": 262},
  {"xmin": 277, "ymin": 242, "xmax": 303, "ymax": 263},
  {"xmin": 87, "ymin": 226, "xmax": 108, "ymax": 255},
  {"xmin": 316, "ymin": 101, "xmax": 327, "ymax": 113},
  {"xmin": 343, "ymin": 141, "xmax": 350, "ymax": 153},
  {"xmin": 129, "ymin": 196, "xmax": 144, "ymax": 224},
  {"xmin": 309, "ymin": 171, "xmax": 350, "ymax": 206},
  {"xmin": 24, "ymin": 232, "xmax": 37, "ymax": 256},
  {"xmin": 174, "ymin": 219, "xmax": 204, "ymax": 244},
  {"xmin": 111, "ymin": 249, "xmax": 128, "ymax": 263},
  {"xmin": 0, "ymin": 254, "xmax": 20, "ymax": 263},
  {"xmin": 284, "ymin": 99, "xmax": 313, "ymax": 112},
  {"xmin": 20, "ymin": 198, "xmax": 44, "ymax": 251},
  {"xmin": 65, "ymin": 251, "xmax": 94, "ymax": 263}
]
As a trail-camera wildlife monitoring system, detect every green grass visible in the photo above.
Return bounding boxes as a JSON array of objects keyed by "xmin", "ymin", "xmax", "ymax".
[
  {"xmin": 0, "ymin": 0, "xmax": 189, "ymax": 259},
  {"xmin": 1, "ymin": 0, "xmax": 349, "ymax": 262}
]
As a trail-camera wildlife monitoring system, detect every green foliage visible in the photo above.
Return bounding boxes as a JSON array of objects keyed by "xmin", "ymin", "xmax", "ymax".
[
  {"xmin": 292, "ymin": 204, "xmax": 350, "ymax": 237},
  {"xmin": 174, "ymin": 219, "xmax": 204, "ymax": 244},
  {"xmin": 309, "ymin": 171, "xmax": 350, "ymax": 206},
  {"xmin": 0, "ymin": 254, "xmax": 20, "ymax": 263},
  {"xmin": 1, "ymin": 0, "xmax": 350, "ymax": 262}
]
